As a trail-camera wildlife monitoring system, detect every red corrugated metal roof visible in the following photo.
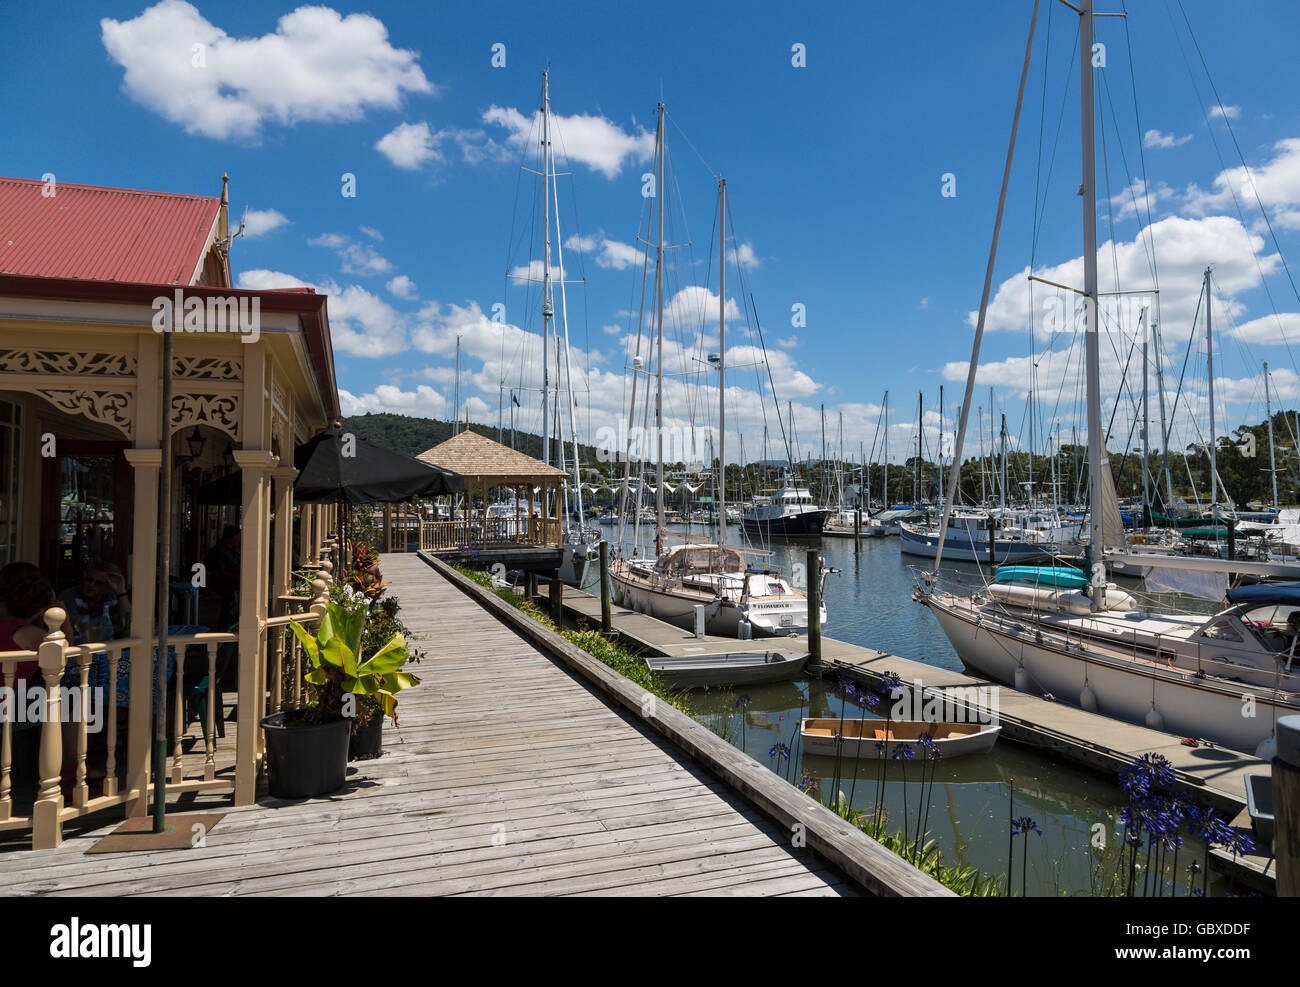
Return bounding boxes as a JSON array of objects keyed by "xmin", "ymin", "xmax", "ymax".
[{"xmin": 0, "ymin": 176, "xmax": 220, "ymax": 285}]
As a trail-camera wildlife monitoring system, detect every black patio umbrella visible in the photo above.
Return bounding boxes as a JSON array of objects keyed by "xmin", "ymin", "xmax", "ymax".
[
  {"xmin": 293, "ymin": 426, "xmax": 464, "ymax": 504},
  {"xmin": 197, "ymin": 427, "xmax": 464, "ymax": 505}
]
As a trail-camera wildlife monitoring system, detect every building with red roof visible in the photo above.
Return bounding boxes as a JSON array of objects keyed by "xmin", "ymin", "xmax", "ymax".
[{"xmin": 0, "ymin": 174, "xmax": 343, "ymax": 846}]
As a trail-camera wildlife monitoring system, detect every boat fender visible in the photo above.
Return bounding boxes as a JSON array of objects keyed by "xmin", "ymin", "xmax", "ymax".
[
  {"xmin": 1079, "ymin": 685, "xmax": 1097, "ymax": 711},
  {"xmin": 1014, "ymin": 665, "xmax": 1029, "ymax": 691},
  {"xmin": 1256, "ymin": 736, "xmax": 1278, "ymax": 760},
  {"xmin": 1144, "ymin": 707, "xmax": 1165, "ymax": 731}
]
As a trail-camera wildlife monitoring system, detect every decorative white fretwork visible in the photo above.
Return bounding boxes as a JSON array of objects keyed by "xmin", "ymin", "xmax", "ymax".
[
  {"xmin": 0, "ymin": 350, "xmax": 135, "ymax": 376},
  {"xmin": 172, "ymin": 356, "xmax": 242, "ymax": 381},
  {"xmin": 170, "ymin": 392, "xmax": 240, "ymax": 442},
  {"xmin": 36, "ymin": 389, "xmax": 134, "ymax": 438}
]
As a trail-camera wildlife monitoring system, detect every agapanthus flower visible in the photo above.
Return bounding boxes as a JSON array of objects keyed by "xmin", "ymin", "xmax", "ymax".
[
  {"xmin": 891, "ymin": 743, "xmax": 915, "ymax": 761},
  {"xmin": 1010, "ymin": 816, "xmax": 1042, "ymax": 837}
]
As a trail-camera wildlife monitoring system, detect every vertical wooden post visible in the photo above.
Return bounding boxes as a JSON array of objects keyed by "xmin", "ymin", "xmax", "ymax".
[
  {"xmin": 233, "ymin": 450, "xmax": 277, "ymax": 805},
  {"xmin": 1275, "ymin": 715, "xmax": 1300, "ymax": 896},
  {"xmin": 31, "ymin": 608, "xmax": 68, "ymax": 849},
  {"xmin": 549, "ymin": 574, "xmax": 564, "ymax": 626},
  {"xmin": 122, "ymin": 448, "xmax": 161, "ymax": 818},
  {"xmin": 271, "ymin": 467, "xmax": 297, "ymax": 611},
  {"xmin": 526, "ymin": 571, "xmax": 538, "ymax": 601},
  {"xmin": 806, "ymin": 547, "xmax": 821, "ymax": 663},
  {"xmin": 599, "ymin": 540, "xmax": 612, "ymax": 634}
]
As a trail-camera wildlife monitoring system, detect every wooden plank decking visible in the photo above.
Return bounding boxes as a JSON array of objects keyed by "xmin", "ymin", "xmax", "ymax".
[{"xmin": 0, "ymin": 553, "xmax": 857, "ymax": 896}]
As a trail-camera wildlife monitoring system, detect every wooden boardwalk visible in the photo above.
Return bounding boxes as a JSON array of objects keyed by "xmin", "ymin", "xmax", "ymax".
[{"xmin": 0, "ymin": 554, "xmax": 857, "ymax": 896}]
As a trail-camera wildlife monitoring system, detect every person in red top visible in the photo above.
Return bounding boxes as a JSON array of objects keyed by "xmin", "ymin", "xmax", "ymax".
[{"xmin": 0, "ymin": 574, "xmax": 56, "ymax": 682}]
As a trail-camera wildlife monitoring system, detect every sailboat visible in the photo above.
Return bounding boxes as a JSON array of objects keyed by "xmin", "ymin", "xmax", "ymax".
[
  {"xmin": 915, "ymin": 1, "xmax": 1299, "ymax": 757},
  {"xmin": 611, "ymin": 106, "xmax": 823, "ymax": 637}
]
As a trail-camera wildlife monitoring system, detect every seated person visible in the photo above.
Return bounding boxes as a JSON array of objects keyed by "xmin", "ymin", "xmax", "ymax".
[
  {"xmin": 58, "ymin": 561, "xmax": 130, "ymax": 643},
  {"xmin": 0, "ymin": 561, "xmax": 41, "ymax": 619},
  {"xmin": 0, "ymin": 574, "xmax": 57, "ymax": 681}
]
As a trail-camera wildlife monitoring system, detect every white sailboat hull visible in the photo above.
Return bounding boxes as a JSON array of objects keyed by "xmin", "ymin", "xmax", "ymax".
[
  {"xmin": 611, "ymin": 573, "xmax": 820, "ymax": 637},
  {"xmin": 924, "ymin": 594, "xmax": 1296, "ymax": 755}
]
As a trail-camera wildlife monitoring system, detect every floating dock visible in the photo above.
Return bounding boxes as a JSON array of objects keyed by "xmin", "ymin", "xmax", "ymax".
[{"xmin": 537, "ymin": 576, "xmax": 1277, "ymax": 892}]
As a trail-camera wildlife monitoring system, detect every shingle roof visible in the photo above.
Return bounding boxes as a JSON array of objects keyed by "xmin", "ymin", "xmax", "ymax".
[
  {"xmin": 0, "ymin": 176, "xmax": 220, "ymax": 284},
  {"xmin": 417, "ymin": 430, "xmax": 568, "ymax": 481}
]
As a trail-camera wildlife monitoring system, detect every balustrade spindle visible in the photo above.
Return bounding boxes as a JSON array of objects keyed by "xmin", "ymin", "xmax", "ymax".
[
  {"xmin": 205, "ymin": 642, "xmax": 217, "ymax": 781},
  {"xmin": 0, "ymin": 663, "xmax": 12, "ymax": 820},
  {"xmin": 171, "ymin": 641, "xmax": 184, "ymax": 785},
  {"xmin": 75, "ymin": 647, "xmax": 92, "ymax": 807},
  {"xmin": 104, "ymin": 649, "xmax": 119, "ymax": 797}
]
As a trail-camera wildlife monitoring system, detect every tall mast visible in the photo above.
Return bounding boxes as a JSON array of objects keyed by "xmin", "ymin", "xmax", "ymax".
[
  {"xmin": 938, "ymin": 386, "xmax": 945, "ymax": 503},
  {"xmin": 550, "ymin": 116, "xmax": 585, "ymax": 531},
  {"xmin": 820, "ymin": 404, "xmax": 827, "ymax": 506},
  {"xmin": 717, "ymin": 176, "xmax": 727, "ymax": 548},
  {"xmin": 1142, "ymin": 314, "xmax": 1151, "ymax": 526},
  {"xmin": 453, "ymin": 334, "xmax": 461, "ymax": 435},
  {"xmin": 979, "ymin": 405, "xmax": 987, "ymax": 505},
  {"xmin": 1266, "ymin": 361, "xmax": 1279, "ymax": 508},
  {"xmin": 1079, "ymin": 0, "xmax": 1105, "ymax": 609},
  {"xmin": 1205, "ymin": 266, "xmax": 1218, "ymax": 515},
  {"xmin": 653, "ymin": 102, "xmax": 667, "ymax": 556},
  {"xmin": 1000, "ymin": 413, "xmax": 1008, "ymax": 511},
  {"xmin": 540, "ymin": 69, "xmax": 554, "ymax": 469},
  {"xmin": 1152, "ymin": 315, "xmax": 1175, "ymax": 509},
  {"xmin": 915, "ymin": 392, "xmax": 922, "ymax": 504},
  {"xmin": 883, "ymin": 391, "xmax": 889, "ymax": 510}
]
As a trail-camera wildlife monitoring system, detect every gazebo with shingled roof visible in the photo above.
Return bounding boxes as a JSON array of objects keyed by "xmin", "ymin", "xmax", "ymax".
[{"xmin": 416, "ymin": 430, "xmax": 569, "ymax": 551}]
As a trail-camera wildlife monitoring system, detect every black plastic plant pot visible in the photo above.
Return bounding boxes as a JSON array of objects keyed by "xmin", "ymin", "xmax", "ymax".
[
  {"xmin": 349, "ymin": 712, "xmax": 384, "ymax": 760},
  {"xmin": 261, "ymin": 713, "xmax": 349, "ymax": 798}
]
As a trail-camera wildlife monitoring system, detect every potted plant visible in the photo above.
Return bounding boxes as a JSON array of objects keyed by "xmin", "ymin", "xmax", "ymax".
[{"xmin": 259, "ymin": 597, "xmax": 420, "ymax": 798}]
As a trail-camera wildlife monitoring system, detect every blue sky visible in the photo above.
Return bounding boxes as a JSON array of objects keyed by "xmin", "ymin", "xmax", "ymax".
[{"xmin": 4, "ymin": 0, "xmax": 1300, "ymax": 466}]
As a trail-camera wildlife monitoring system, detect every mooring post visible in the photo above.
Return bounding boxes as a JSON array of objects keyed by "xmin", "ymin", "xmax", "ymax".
[
  {"xmin": 854, "ymin": 507, "xmax": 861, "ymax": 550},
  {"xmin": 526, "ymin": 570, "xmax": 538, "ymax": 601},
  {"xmin": 549, "ymin": 574, "xmax": 563, "ymax": 626},
  {"xmin": 599, "ymin": 540, "xmax": 612, "ymax": 634},
  {"xmin": 806, "ymin": 546, "xmax": 821, "ymax": 663},
  {"xmin": 1275, "ymin": 715, "xmax": 1300, "ymax": 896}
]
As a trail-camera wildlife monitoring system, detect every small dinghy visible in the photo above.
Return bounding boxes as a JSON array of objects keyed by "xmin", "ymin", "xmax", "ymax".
[
  {"xmin": 644, "ymin": 651, "xmax": 809, "ymax": 688},
  {"xmin": 799, "ymin": 717, "xmax": 1000, "ymax": 759}
]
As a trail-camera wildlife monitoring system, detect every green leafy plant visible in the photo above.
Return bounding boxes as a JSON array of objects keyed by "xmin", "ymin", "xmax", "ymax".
[{"xmin": 290, "ymin": 599, "xmax": 421, "ymax": 726}]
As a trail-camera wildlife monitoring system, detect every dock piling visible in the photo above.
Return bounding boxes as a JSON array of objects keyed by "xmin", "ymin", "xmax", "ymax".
[
  {"xmin": 807, "ymin": 546, "xmax": 821, "ymax": 663},
  {"xmin": 549, "ymin": 574, "xmax": 563, "ymax": 625},
  {"xmin": 599, "ymin": 540, "xmax": 612, "ymax": 634},
  {"xmin": 1276, "ymin": 715, "xmax": 1300, "ymax": 896}
]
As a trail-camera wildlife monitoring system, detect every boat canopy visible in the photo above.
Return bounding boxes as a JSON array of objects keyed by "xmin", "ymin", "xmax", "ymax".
[
  {"xmin": 994, "ymin": 565, "xmax": 1088, "ymax": 589},
  {"xmin": 1225, "ymin": 581, "xmax": 1300, "ymax": 608}
]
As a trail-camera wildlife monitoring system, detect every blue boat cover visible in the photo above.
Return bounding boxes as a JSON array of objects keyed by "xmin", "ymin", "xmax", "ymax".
[{"xmin": 1225, "ymin": 581, "xmax": 1300, "ymax": 607}]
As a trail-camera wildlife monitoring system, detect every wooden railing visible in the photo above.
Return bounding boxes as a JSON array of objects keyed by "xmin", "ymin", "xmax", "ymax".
[
  {"xmin": 419, "ymin": 517, "xmax": 562, "ymax": 553},
  {"xmin": 1, "ymin": 565, "xmax": 333, "ymax": 850}
]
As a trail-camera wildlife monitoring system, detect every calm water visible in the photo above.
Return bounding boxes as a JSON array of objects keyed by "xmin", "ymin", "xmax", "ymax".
[{"xmin": 583, "ymin": 523, "xmax": 1225, "ymax": 896}]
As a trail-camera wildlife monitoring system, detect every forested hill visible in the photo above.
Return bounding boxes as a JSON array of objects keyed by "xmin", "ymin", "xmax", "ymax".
[{"xmin": 341, "ymin": 412, "xmax": 603, "ymax": 465}]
